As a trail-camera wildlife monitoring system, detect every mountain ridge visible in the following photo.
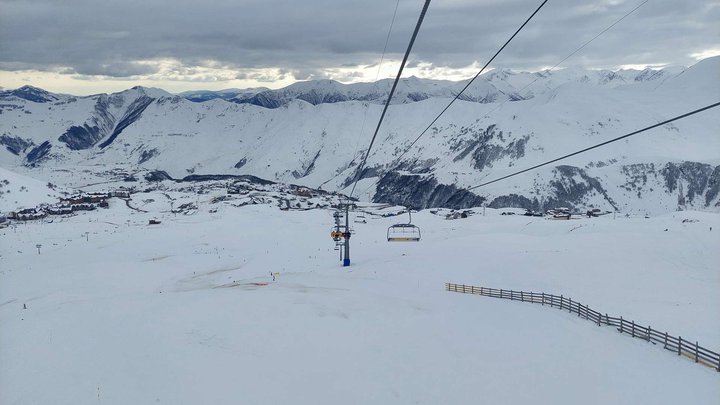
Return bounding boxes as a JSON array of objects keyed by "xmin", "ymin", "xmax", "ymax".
[{"xmin": 1, "ymin": 57, "xmax": 718, "ymax": 213}]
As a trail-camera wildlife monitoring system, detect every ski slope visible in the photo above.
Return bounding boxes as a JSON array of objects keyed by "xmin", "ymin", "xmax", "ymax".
[
  {"xmin": 0, "ymin": 167, "xmax": 60, "ymax": 212},
  {"xmin": 1, "ymin": 197, "xmax": 718, "ymax": 404}
]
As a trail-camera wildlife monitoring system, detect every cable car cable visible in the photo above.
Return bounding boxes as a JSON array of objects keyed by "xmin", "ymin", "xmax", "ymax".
[
  {"xmin": 348, "ymin": 0, "xmax": 432, "ymax": 198},
  {"xmin": 349, "ymin": 0, "xmax": 402, "ymax": 166},
  {"xmin": 389, "ymin": 0, "xmax": 549, "ymax": 169},
  {"xmin": 360, "ymin": 0, "xmax": 552, "ymax": 196},
  {"xmin": 360, "ymin": 0, "xmax": 647, "ymax": 197},
  {"xmin": 478, "ymin": 0, "xmax": 649, "ymax": 122}
]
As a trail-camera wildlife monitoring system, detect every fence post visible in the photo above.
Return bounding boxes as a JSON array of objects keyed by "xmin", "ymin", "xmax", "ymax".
[
  {"xmin": 568, "ymin": 297, "xmax": 572, "ymax": 314},
  {"xmin": 647, "ymin": 326, "xmax": 651, "ymax": 342},
  {"xmin": 664, "ymin": 332, "xmax": 668, "ymax": 349},
  {"xmin": 521, "ymin": 291, "xmax": 524, "ymax": 302},
  {"xmin": 560, "ymin": 295, "xmax": 563, "ymax": 310},
  {"xmin": 695, "ymin": 341, "xmax": 699, "ymax": 363},
  {"xmin": 678, "ymin": 336, "xmax": 682, "ymax": 356},
  {"xmin": 619, "ymin": 317, "xmax": 624, "ymax": 333},
  {"xmin": 631, "ymin": 320, "xmax": 635, "ymax": 338},
  {"xmin": 541, "ymin": 293, "xmax": 545, "ymax": 306},
  {"xmin": 605, "ymin": 313, "xmax": 609, "ymax": 326}
]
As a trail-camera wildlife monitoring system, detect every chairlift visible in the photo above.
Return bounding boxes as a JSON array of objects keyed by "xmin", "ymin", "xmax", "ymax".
[
  {"xmin": 354, "ymin": 214, "xmax": 367, "ymax": 224},
  {"xmin": 387, "ymin": 209, "xmax": 421, "ymax": 242}
]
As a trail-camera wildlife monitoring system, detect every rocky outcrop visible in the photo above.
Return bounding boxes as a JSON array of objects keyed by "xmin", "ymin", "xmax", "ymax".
[
  {"xmin": 542, "ymin": 165, "xmax": 618, "ymax": 210},
  {"xmin": 58, "ymin": 96, "xmax": 116, "ymax": 150},
  {"xmin": 138, "ymin": 148, "xmax": 159, "ymax": 164},
  {"xmin": 99, "ymin": 96, "xmax": 155, "ymax": 149},
  {"xmin": 661, "ymin": 162, "xmax": 714, "ymax": 204},
  {"xmin": 292, "ymin": 150, "xmax": 321, "ymax": 179},
  {"xmin": 452, "ymin": 124, "xmax": 529, "ymax": 171},
  {"xmin": 180, "ymin": 174, "xmax": 275, "ymax": 185},
  {"xmin": 0, "ymin": 135, "xmax": 34, "ymax": 155},
  {"xmin": 144, "ymin": 170, "xmax": 173, "ymax": 182},
  {"xmin": 234, "ymin": 158, "xmax": 248, "ymax": 169},
  {"xmin": 488, "ymin": 194, "xmax": 540, "ymax": 210},
  {"xmin": 373, "ymin": 171, "xmax": 485, "ymax": 209},
  {"xmin": 25, "ymin": 141, "xmax": 52, "ymax": 166}
]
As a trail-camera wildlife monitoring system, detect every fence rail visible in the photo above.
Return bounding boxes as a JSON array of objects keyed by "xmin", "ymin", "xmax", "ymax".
[{"xmin": 445, "ymin": 283, "xmax": 719, "ymax": 372}]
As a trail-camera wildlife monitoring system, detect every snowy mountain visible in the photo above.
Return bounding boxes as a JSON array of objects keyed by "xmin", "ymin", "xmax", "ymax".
[
  {"xmin": 179, "ymin": 88, "xmax": 268, "ymax": 103},
  {"xmin": 1, "ymin": 57, "xmax": 719, "ymax": 214},
  {"xmin": 223, "ymin": 76, "xmax": 521, "ymax": 108},
  {"xmin": 0, "ymin": 85, "xmax": 63, "ymax": 103}
]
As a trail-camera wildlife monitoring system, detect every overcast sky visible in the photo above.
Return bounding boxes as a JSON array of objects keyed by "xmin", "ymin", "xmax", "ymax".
[{"xmin": 0, "ymin": 0, "xmax": 717, "ymax": 95}]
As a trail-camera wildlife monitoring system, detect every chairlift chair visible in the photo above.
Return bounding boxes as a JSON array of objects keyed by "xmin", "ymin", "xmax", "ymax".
[{"xmin": 387, "ymin": 209, "xmax": 421, "ymax": 242}]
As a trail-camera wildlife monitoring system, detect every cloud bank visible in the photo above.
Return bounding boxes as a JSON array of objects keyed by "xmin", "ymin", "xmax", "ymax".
[{"xmin": 0, "ymin": 0, "xmax": 717, "ymax": 93}]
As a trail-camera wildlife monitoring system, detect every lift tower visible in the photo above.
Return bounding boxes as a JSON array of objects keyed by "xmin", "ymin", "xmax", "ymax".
[{"xmin": 339, "ymin": 201, "xmax": 355, "ymax": 267}]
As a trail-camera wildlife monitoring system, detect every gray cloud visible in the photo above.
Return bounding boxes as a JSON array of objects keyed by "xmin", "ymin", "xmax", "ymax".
[
  {"xmin": 0, "ymin": 0, "xmax": 717, "ymax": 83},
  {"xmin": 70, "ymin": 61, "xmax": 161, "ymax": 77}
]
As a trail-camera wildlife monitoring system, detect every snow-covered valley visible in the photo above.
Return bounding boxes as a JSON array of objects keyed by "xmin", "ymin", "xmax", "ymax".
[{"xmin": 1, "ymin": 184, "xmax": 718, "ymax": 404}]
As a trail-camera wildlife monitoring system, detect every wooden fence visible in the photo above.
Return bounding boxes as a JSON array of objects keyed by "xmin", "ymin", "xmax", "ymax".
[{"xmin": 445, "ymin": 283, "xmax": 720, "ymax": 372}]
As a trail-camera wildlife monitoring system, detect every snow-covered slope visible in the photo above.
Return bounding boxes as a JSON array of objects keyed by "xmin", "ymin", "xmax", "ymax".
[
  {"xmin": 1, "ymin": 58, "xmax": 718, "ymax": 213},
  {"xmin": 0, "ymin": 167, "xmax": 61, "ymax": 211},
  {"xmin": 1, "ymin": 197, "xmax": 718, "ymax": 404}
]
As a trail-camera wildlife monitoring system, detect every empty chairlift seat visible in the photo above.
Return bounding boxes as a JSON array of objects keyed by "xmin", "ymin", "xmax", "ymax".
[
  {"xmin": 387, "ymin": 208, "xmax": 421, "ymax": 242},
  {"xmin": 387, "ymin": 223, "xmax": 421, "ymax": 242}
]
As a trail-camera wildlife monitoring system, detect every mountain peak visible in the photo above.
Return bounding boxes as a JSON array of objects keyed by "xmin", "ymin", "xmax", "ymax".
[
  {"xmin": 123, "ymin": 86, "xmax": 173, "ymax": 98},
  {"xmin": 0, "ymin": 85, "xmax": 60, "ymax": 103}
]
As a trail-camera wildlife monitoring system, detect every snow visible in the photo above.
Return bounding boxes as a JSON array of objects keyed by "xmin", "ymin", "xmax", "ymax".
[
  {"xmin": 1, "ymin": 58, "xmax": 719, "ymax": 403},
  {"xmin": 0, "ymin": 166, "xmax": 61, "ymax": 211},
  {"xmin": 1, "ymin": 194, "xmax": 718, "ymax": 404}
]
